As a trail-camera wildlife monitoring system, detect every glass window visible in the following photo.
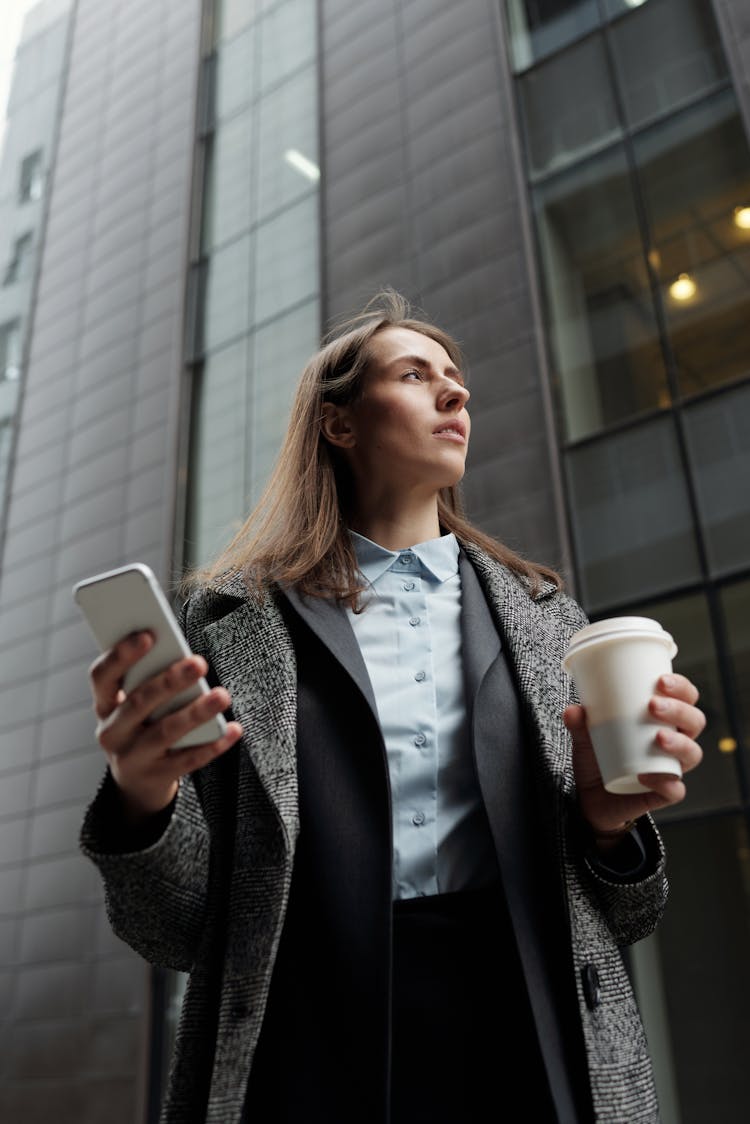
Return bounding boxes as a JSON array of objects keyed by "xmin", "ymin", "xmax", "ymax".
[
  {"xmin": 19, "ymin": 150, "xmax": 44, "ymax": 203},
  {"xmin": 248, "ymin": 298, "xmax": 319, "ymax": 501},
  {"xmin": 3, "ymin": 232, "xmax": 33, "ymax": 286},
  {"xmin": 720, "ymin": 581, "xmax": 750, "ymax": 781},
  {"xmin": 187, "ymin": 338, "xmax": 251, "ymax": 567},
  {"xmin": 256, "ymin": 65, "xmax": 318, "ymax": 225},
  {"xmin": 630, "ymin": 815, "xmax": 750, "ymax": 1124},
  {"xmin": 258, "ymin": 0, "xmax": 316, "ymax": 93},
  {"xmin": 202, "ymin": 234, "xmax": 252, "ymax": 353},
  {"xmin": 253, "ymin": 194, "xmax": 319, "ymax": 324},
  {"xmin": 613, "ymin": 591, "xmax": 740, "ymax": 817},
  {"xmin": 635, "ymin": 90, "xmax": 750, "ymax": 398},
  {"xmin": 202, "ymin": 113, "xmax": 254, "ymax": 252},
  {"xmin": 0, "ymin": 320, "xmax": 21, "ymax": 382},
  {"xmin": 534, "ymin": 146, "xmax": 668, "ymax": 441},
  {"xmin": 213, "ymin": 0, "xmax": 256, "ymax": 44},
  {"xmin": 608, "ymin": 0, "xmax": 728, "ymax": 129},
  {"xmin": 518, "ymin": 34, "xmax": 621, "ymax": 179},
  {"xmin": 684, "ymin": 383, "xmax": 750, "ymax": 576},
  {"xmin": 214, "ymin": 24, "xmax": 255, "ymax": 121},
  {"xmin": 504, "ymin": 0, "xmax": 600, "ymax": 72},
  {"xmin": 566, "ymin": 416, "xmax": 701, "ymax": 610}
]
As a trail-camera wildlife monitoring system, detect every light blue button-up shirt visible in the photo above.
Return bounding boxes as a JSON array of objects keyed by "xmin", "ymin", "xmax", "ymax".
[{"xmin": 346, "ymin": 531, "xmax": 498, "ymax": 900}]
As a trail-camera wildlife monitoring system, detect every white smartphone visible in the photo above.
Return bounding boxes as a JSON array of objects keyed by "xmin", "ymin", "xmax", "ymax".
[{"xmin": 73, "ymin": 562, "xmax": 227, "ymax": 750}]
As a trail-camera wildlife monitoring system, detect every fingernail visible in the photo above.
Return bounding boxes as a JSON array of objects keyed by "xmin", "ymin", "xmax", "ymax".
[
  {"xmin": 661, "ymin": 674, "xmax": 676, "ymax": 688},
  {"xmin": 658, "ymin": 729, "xmax": 677, "ymax": 748},
  {"xmin": 652, "ymin": 698, "xmax": 669, "ymax": 715}
]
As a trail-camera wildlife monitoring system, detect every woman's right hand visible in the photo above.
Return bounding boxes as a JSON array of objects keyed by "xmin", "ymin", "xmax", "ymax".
[{"xmin": 89, "ymin": 630, "xmax": 243, "ymax": 824}]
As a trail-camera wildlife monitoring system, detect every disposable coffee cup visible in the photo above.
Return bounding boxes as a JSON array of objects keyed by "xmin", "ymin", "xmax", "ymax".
[{"xmin": 562, "ymin": 617, "xmax": 680, "ymax": 795}]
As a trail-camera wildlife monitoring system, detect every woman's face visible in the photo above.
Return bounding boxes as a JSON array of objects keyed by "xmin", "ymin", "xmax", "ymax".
[{"xmin": 324, "ymin": 325, "xmax": 471, "ymax": 501}]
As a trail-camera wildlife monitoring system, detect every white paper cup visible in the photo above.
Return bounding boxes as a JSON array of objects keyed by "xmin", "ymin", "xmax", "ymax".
[{"xmin": 562, "ymin": 616, "xmax": 681, "ymax": 794}]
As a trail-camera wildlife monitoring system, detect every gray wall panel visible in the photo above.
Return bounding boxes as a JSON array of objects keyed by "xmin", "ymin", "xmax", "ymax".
[{"xmin": 0, "ymin": 0, "xmax": 202, "ymax": 1120}]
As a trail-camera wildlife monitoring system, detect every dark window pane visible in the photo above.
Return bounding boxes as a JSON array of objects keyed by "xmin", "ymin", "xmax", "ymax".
[
  {"xmin": 566, "ymin": 417, "xmax": 701, "ymax": 609},
  {"xmin": 720, "ymin": 581, "xmax": 750, "ymax": 782},
  {"xmin": 684, "ymin": 383, "xmax": 750, "ymax": 575},
  {"xmin": 519, "ymin": 35, "xmax": 621, "ymax": 178},
  {"xmin": 610, "ymin": 592, "xmax": 740, "ymax": 817},
  {"xmin": 635, "ymin": 91, "xmax": 750, "ymax": 397},
  {"xmin": 608, "ymin": 0, "xmax": 728, "ymax": 128},
  {"xmin": 505, "ymin": 0, "xmax": 599, "ymax": 71},
  {"xmin": 534, "ymin": 147, "xmax": 668, "ymax": 441},
  {"xmin": 631, "ymin": 816, "xmax": 750, "ymax": 1124}
]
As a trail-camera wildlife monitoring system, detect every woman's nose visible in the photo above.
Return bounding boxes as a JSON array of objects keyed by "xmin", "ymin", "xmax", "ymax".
[{"xmin": 438, "ymin": 381, "xmax": 470, "ymax": 410}]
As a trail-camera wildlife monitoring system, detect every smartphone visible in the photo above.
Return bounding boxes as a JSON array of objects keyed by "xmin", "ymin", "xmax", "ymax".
[{"xmin": 73, "ymin": 562, "xmax": 227, "ymax": 750}]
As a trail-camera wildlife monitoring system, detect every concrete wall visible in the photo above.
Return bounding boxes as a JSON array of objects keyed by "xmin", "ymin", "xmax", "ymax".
[{"xmin": 0, "ymin": 0, "xmax": 201, "ymax": 1119}]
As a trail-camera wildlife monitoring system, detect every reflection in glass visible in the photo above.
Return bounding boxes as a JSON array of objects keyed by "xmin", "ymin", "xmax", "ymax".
[
  {"xmin": 188, "ymin": 338, "xmax": 250, "ymax": 566},
  {"xmin": 504, "ymin": 0, "xmax": 599, "ymax": 72},
  {"xmin": 253, "ymin": 194, "xmax": 319, "ymax": 324},
  {"xmin": 519, "ymin": 34, "xmax": 620, "ymax": 178},
  {"xmin": 258, "ymin": 0, "xmax": 316, "ymax": 93},
  {"xmin": 608, "ymin": 0, "xmax": 727, "ymax": 129},
  {"xmin": 720, "ymin": 581, "xmax": 750, "ymax": 778},
  {"xmin": 256, "ymin": 67, "xmax": 318, "ymax": 223},
  {"xmin": 214, "ymin": 24, "xmax": 254, "ymax": 121},
  {"xmin": 248, "ymin": 299, "xmax": 320, "ymax": 502},
  {"xmin": 566, "ymin": 417, "xmax": 700, "ymax": 609},
  {"xmin": 684, "ymin": 384, "xmax": 750, "ymax": 575},
  {"xmin": 631, "ymin": 816, "xmax": 750, "ymax": 1123},
  {"xmin": 202, "ymin": 235, "xmax": 252, "ymax": 353},
  {"xmin": 635, "ymin": 91, "xmax": 750, "ymax": 398},
  {"xmin": 202, "ymin": 114, "xmax": 254, "ymax": 251},
  {"xmin": 534, "ymin": 146, "xmax": 668, "ymax": 441},
  {"xmin": 613, "ymin": 592, "xmax": 740, "ymax": 816}
]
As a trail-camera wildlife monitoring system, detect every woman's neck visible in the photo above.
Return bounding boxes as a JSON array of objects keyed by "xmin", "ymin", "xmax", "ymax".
[{"xmin": 349, "ymin": 499, "xmax": 441, "ymax": 551}]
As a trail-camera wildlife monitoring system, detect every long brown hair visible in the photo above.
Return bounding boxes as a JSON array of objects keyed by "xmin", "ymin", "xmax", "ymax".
[{"xmin": 187, "ymin": 290, "xmax": 561, "ymax": 605}]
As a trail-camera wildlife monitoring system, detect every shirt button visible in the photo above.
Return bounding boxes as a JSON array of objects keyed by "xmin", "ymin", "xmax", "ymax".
[
  {"xmin": 414, "ymin": 670, "xmax": 426, "ymax": 682},
  {"xmin": 409, "ymin": 616, "xmax": 421, "ymax": 627},
  {"xmin": 399, "ymin": 553, "xmax": 414, "ymax": 565},
  {"xmin": 403, "ymin": 581, "xmax": 415, "ymax": 591},
  {"xmin": 412, "ymin": 811, "xmax": 425, "ymax": 826},
  {"xmin": 413, "ymin": 732, "xmax": 426, "ymax": 746}
]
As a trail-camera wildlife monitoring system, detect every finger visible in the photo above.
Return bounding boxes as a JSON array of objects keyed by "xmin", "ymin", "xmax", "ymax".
[
  {"xmin": 135, "ymin": 686, "xmax": 232, "ymax": 756},
  {"xmin": 159, "ymin": 721, "xmax": 244, "ymax": 777},
  {"xmin": 657, "ymin": 673, "xmax": 699, "ymax": 706},
  {"xmin": 636, "ymin": 772, "xmax": 687, "ymax": 806},
  {"xmin": 649, "ymin": 695, "xmax": 706, "ymax": 739},
  {"xmin": 563, "ymin": 704, "xmax": 586, "ymax": 731},
  {"xmin": 654, "ymin": 727, "xmax": 703, "ymax": 773},
  {"xmin": 97, "ymin": 656, "xmax": 209, "ymax": 753},
  {"xmin": 90, "ymin": 632, "xmax": 154, "ymax": 719}
]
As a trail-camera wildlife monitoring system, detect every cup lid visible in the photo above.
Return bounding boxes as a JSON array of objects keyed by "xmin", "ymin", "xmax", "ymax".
[{"xmin": 563, "ymin": 616, "xmax": 677, "ymax": 661}]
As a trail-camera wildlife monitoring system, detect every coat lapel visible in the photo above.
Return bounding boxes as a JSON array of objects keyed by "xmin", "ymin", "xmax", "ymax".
[
  {"xmin": 201, "ymin": 577, "xmax": 299, "ymax": 839},
  {"xmin": 461, "ymin": 543, "xmax": 575, "ymax": 797},
  {"xmin": 282, "ymin": 585, "xmax": 379, "ymax": 724}
]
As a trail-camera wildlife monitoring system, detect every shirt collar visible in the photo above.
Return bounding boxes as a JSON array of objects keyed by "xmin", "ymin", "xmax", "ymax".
[{"xmin": 349, "ymin": 529, "xmax": 460, "ymax": 585}]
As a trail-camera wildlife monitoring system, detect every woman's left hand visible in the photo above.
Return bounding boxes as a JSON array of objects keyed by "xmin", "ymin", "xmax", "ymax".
[{"xmin": 563, "ymin": 673, "xmax": 705, "ymax": 845}]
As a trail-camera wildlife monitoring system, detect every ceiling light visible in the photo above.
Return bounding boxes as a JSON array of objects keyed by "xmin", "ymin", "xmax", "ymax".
[
  {"xmin": 668, "ymin": 273, "xmax": 697, "ymax": 301},
  {"xmin": 718, "ymin": 737, "xmax": 737, "ymax": 754},
  {"xmin": 733, "ymin": 205, "xmax": 750, "ymax": 230},
  {"xmin": 284, "ymin": 149, "xmax": 320, "ymax": 182}
]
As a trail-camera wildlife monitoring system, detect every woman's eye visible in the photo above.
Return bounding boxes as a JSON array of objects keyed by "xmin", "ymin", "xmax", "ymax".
[{"xmin": 402, "ymin": 369, "xmax": 422, "ymax": 381}]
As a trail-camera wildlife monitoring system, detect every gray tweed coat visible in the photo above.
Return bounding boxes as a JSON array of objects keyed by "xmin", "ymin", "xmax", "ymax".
[{"xmin": 81, "ymin": 543, "xmax": 667, "ymax": 1123}]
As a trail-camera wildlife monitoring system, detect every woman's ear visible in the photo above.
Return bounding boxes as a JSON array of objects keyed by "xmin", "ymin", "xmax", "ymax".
[{"xmin": 321, "ymin": 402, "xmax": 356, "ymax": 449}]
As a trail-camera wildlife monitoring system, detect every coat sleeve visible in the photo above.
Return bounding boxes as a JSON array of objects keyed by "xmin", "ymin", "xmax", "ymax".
[
  {"xmin": 78, "ymin": 594, "xmax": 215, "ymax": 972},
  {"xmin": 557, "ymin": 592, "xmax": 669, "ymax": 946},
  {"xmin": 80, "ymin": 768, "xmax": 212, "ymax": 970},
  {"xmin": 578, "ymin": 811, "xmax": 668, "ymax": 946}
]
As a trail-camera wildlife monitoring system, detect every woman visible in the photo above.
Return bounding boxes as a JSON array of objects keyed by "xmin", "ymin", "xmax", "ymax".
[{"xmin": 81, "ymin": 292, "xmax": 704, "ymax": 1124}]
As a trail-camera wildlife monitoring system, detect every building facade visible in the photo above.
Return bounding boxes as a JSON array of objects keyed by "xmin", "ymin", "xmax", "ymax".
[{"xmin": 0, "ymin": 1, "xmax": 748, "ymax": 1121}]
